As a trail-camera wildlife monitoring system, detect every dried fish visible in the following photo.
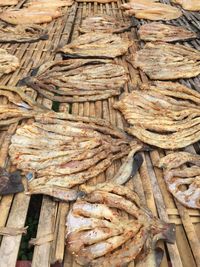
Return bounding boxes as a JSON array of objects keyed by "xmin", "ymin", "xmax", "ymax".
[
  {"xmin": 157, "ymin": 152, "xmax": 200, "ymax": 209},
  {"xmin": 121, "ymin": 0, "xmax": 182, "ymax": 20},
  {"xmin": 0, "ymin": 23, "xmax": 48, "ymax": 43},
  {"xmin": 133, "ymin": 42, "xmax": 200, "ymax": 80},
  {"xmin": 138, "ymin": 22, "xmax": 197, "ymax": 42},
  {"xmin": 79, "ymin": 15, "xmax": 131, "ymax": 34},
  {"xmin": 114, "ymin": 81, "xmax": 200, "ymax": 149},
  {"xmin": 0, "ymin": 9, "xmax": 62, "ymax": 25},
  {"xmin": 23, "ymin": 58, "xmax": 128, "ymax": 102},
  {"xmin": 9, "ymin": 112, "xmax": 134, "ymax": 200},
  {"xmin": 58, "ymin": 32, "xmax": 132, "ymax": 59},
  {"xmin": 66, "ymin": 182, "xmax": 175, "ymax": 266}
]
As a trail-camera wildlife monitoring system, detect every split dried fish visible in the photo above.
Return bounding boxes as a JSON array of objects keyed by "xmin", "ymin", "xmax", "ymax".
[
  {"xmin": 0, "ymin": 9, "xmax": 62, "ymax": 25},
  {"xmin": 9, "ymin": 112, "xmax": 134, "ymax": 201},
  {"xmin": 134, "ymin": 42, "xmax": 200, "ymax": 80},
  {"xmin": 114, "ymin": 81, "xmax": 200, "ymax": 149},
  {"xmin": 0, "ymin": 23, "xmax": 48, "ymax": 43},
  {"xmin": 58, "ymin": 32, "xmax": 132, "ymax": 58},
  {"xmin": 138, "ymin": 22, "xmax": 197, "ymax": 42},
  {"xmin": 23, "ymin": 58, "xmax": 128, "ymax": 102},
  {"xmin": 121, "ymin": 0, "xmax": 182, "ymax": 21},
  {"xmin": 79, "ymin": 15, "xmax": 131, "ymax": 34},
  {"xmin": 157, "ymin": 152, "xmax": 200, "ymax": 209},
  {"xmin": 66, "ymin": 182, "xmax": 175, "ymax": 266}
]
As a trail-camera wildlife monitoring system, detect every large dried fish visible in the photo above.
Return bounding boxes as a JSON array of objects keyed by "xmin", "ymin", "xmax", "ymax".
[
  {"xmin": 23, "ymin": 59, "xmax": 128, "ymax": 102},
  {"xmin": 79, "ymin": 15, "xmax": 131, "ymax": 33},
  {"xmin": 121, "ymin": 0, "xmax": 182, "ymax": 21},
  {"xmin": 9, "ymin": 112, "xmax": 134, "ymax": 201},
  {"xmin": 134, "ymin": 42, "xmax": 200, "ymax": 80},
  {"xmin": 138, "ymin": 22, "xmax": 197, "ymax": 42},
  {"xmin": 0, "ymin": 85, "xmax": 47, "ymax": 127},
  {"xmin": 172, "ymin": 0, "xmax": 200, "ymax": 11},
  {"xmin": 0, "ymin": 49, "xmax": 19, "ymax": 77},
  {"xmin": 114, "ymin": 81, "xmax": 200, "ymax": 149},
  {"xmin": 58, "ymin": 32, "xmax": 132, "ymax": 58},
  {"xmin": 157, "ymin": 152, "xmax": 200, "ymax": 209},
  {"xmin": 0, "ymin": 23, "xmax": 48, "ymax": 43},
  {"xmin": 66, "ymin": 182, "xmax": 175, "ymax": 266},
  {"xmin": 0, "ymin": 9, "xmax": 62, "ymax": 25}
]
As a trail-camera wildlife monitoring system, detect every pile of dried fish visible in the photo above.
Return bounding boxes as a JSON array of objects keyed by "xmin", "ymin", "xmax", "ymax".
[
  {"xmin": 9, "ymin": 112, "xmax": 134, "ymax": 201},
  {"xmin": 172, "ymin": 0, "xmax": 200, "ymax": 11},
  {"xmin": 66, "ymin": 182, "xmax": 175, "ymax": 266},
  {"xmin": 79, "ymin": 15, "xmax": 131, "ymax": 33},
  {"xmin": 138, "ymin": 22, "xmax": 197, "ymax": 42},
  {"xmin": 0, "ymin": 49, "xmax": 19, "ymax": 77},
  {"xmin": 0, "ymin": 23, "xmax": 48, "ymax": 43},
  {"xmin": 58, "ymin": 32, "xmax": 132, "ymax": 58},
  {"xmin": 133, "ymin": 42, "xmax": 200, "ymax": 80},
  {"xmin": 0, "ymin": 85, "xmax": 46, "ymax": 128},
  {"xmin": 114, "ymin": 81, "xmax": 200, "ymax": 149},
  {"xmin": 23, "ymin": 59, "xmax": 128, "ymax": 102},
  {"xmin": 121, "ymin": 0, "xmax": 182, "ymax": 20},
  {"xmin": 157, "ymin": 152, "xmax": 200, "ymax": 209}
]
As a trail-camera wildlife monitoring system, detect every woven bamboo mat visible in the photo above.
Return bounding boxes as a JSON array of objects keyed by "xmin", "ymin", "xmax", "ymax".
[{"xmin": 0, "ymin": 1, "xmax": 200, "ymax": 267}]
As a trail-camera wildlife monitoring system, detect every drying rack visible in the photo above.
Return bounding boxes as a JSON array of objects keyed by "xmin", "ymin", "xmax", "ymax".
[{"xmin": 0, "ymin": 0, "xmax": 200, "ymax": 266}]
